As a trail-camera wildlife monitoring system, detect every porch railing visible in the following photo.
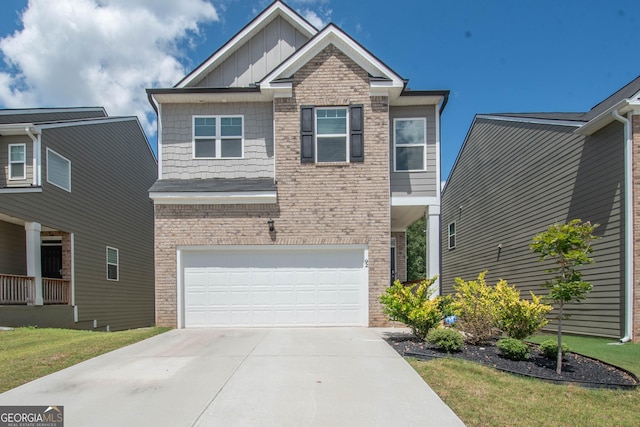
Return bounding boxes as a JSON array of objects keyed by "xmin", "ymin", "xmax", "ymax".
[{"xmin": 0, "ymin": 274, "xmax": 71, "ymax": 305}]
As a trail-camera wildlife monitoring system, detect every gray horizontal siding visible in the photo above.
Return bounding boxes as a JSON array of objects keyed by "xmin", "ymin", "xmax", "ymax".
[
  {"xmin": 0, "ymin": 119, "xmax": 157, "ymax": 330},
  {"xmin": 0, "ymin": 220, "xmax": 26, "ymax": 275},
  {"xmin": 389, "ymin": 105, "xmax": 438, "ymax": 197},
  {"xmin": 161, "ymin": 102, "xmax": 274, "ymax": 180},
  {"xmin": 196, "ymin": 15, "xmax": 309, "ymax": 88},
  {"xmin": 441, "ymin": 118, "xmax": 624, "ymax": 338}
]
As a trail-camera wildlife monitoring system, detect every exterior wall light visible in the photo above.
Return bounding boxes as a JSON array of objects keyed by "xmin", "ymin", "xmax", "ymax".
[{"xmin": 267, "ymin": 219, "xmax": 275, "ymax": 233}]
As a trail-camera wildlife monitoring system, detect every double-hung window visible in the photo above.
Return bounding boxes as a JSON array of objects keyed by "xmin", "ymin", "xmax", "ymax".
[
  {"xmin": 394, "ymin": 118, "xmax": 426, "ymax": 171},
  {"xmin": 316, "ymin": 108, "xmax": 348, "ymax": 162},
  {"xmin": 193, "ymin": 116, "xmax": 243, "ymax": 159},
  {"xmin": 107, "ymin": 246, "xmax": 119, "ymax": 281},
  {"xmin": 9, "ymin": 144, "xmax": 26, "ymax": 180},
  {"xmin": 448, "ymin": 222, "xmax": 456, "ymax": 249}
]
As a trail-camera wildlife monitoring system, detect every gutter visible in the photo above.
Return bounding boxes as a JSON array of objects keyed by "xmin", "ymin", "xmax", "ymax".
[{"xmin": 611, "ymin": 110, "xmax": 634, "ymax": 343}]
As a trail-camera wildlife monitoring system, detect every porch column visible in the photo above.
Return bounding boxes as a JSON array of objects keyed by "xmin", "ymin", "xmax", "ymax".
[
  {"xmin": 25, "ymin": 222, "xmax": 43, "ymax": 305},
  {"xmin": 425, "ymin": 207, "xmax": 440, "ymax": 295}
]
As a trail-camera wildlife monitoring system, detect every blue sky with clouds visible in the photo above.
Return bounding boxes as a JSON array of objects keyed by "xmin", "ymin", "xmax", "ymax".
[{"xmin": 1, "ymin": 0, "xmax": 639, "ymax": 180}]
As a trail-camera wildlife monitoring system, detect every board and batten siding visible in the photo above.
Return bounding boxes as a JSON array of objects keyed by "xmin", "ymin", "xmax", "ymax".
[
  {"xmin": 441, "ymin": 117, "xmax": 625, "ymax": 338},
  {"xmin": 161, "ymin": 102, "xmax": 274, "ymax": 180},
  {"xmin": 389, "ymin": 105, "xmax": 438, "ymax": 198},
  {"xmin": 195, "ymin": 15, "xmax": 309, "ymax": 88},
  {"xmin": 0, "ymin": 119, "xmax": 157, "ymax": 330}
]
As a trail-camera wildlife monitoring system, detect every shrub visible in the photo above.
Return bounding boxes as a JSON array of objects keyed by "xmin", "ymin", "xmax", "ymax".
[
  {"xmin": 451, "ymin": 271, "xmax": 500, "ymax": 345},
  {"xmin": 493, "ymin": 280, "xmax": 552, "ymax": 340},
  {"xmin": 379, "ymin": 277, "xmax": 441, "ymax": 340},
  {"xmin": 426, "ymin": 328, "xmax": 464, "ymax": 353},
  {"xmin": 539, "ymin": 339, "xmax": 570, "ymax": 360},
  {"xmin": 497, "ymin": 338, "xmax": 530, "ymax": 361}
]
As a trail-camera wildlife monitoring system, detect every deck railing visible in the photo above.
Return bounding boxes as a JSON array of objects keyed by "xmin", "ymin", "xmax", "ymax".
[{"xmin": 0, "ymin": 274, "xmax": 71, "ymax": 305}]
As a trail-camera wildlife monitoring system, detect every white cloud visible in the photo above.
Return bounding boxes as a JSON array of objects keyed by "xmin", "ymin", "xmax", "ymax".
[
  {"xmin": 0, "ymin": 0, "xmax": 218, "ymax": 135},
  {"xmin": 302, "ymin": 9, "xmax": 326, "ymax": 29}
]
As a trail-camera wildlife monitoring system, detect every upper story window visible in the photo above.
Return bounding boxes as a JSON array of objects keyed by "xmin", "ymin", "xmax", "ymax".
[
  {"xmin": 300, "ymin": 105, "xmax": 364, "ymax": 164},
  {"xmin": 193, "ymin": 116, "xmax": 243, "ymax": 159},
  {"xmin": 316, "ymin": 108, "xmax": 348, "ymax": 162},
  {"xmin": 448, "ymin": 222, "xmax": 456, "ymax": 249},
  {"xmin": 46, "ymin": 148, "xmax": 71, "ymax": 192},
  {"xmin": 8, "ymin": 144, "xmax": 26, "ymax": 180},
  {"xmin": 394, "ymin": 118, "xmax": 426, "ymax": 172},
  {"xmin": 106, "ymin": 246, "xmax": 119, "ymax": 281}
]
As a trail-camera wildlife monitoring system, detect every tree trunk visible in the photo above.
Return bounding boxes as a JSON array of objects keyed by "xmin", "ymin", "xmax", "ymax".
[{"xmin": 556, "ymin": 302, "xmax": 563, "ymax": 374}]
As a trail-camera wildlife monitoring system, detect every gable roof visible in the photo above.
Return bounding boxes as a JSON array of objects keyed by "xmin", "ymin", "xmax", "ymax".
[{"xmin": 175, "ymin": 1, "xmax": 317, "ymax": 88}]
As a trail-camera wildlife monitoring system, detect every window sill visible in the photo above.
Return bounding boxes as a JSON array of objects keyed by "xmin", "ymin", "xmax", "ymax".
[
  {"xmin": 0, "ymin": 186, "xmax": 43, "ymax": 194},
  {"xmin": 314, "ymin": 162, "xmax": 350, "ymax": 167}
]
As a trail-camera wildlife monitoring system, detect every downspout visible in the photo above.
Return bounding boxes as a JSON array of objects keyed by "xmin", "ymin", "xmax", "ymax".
[{"xmin": 612, "ymin": 110, "xmax": 633, "ymax": 343}]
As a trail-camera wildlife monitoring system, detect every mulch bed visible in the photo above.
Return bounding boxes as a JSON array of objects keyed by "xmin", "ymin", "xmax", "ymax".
[{"xmin": 383, "ymin": 332, "xmax": 639, "ymax": 390}]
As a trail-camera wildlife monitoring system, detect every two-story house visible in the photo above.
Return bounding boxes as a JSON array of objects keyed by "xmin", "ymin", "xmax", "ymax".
[
  {"xmin": 441, "ymin": 76, "xmax": 640, "ymax": 342},
  {"xmin": 148, "ymin": 1, "xmax": 448, "ymax": 328},
  {"xmin": 0, "ymin": 107, "xmax": 157, "ymax": 331}
]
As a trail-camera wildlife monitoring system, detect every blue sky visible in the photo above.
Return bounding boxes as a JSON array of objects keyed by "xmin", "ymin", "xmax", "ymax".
[{"xmin": 0, "ymin": 0, "xmax": 639, "ymax": 180}]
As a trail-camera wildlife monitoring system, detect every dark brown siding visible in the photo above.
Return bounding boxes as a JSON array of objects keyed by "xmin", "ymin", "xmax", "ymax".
[
  {"xmin": 0, "ymin": 220, "xmax": 26, "ymax": 275},
  {"xmin": 0, "ymin": 118, "xmax": 157, "ymax": 330},
  {"xmin": 441, "ymin": 117, "xmax": 624, "ymax": 338}
]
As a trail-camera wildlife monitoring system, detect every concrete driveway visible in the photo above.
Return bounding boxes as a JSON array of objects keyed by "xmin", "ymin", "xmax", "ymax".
[{"xmin": 0, "ymin": 328, "xmax": 464, "ymax": 426}]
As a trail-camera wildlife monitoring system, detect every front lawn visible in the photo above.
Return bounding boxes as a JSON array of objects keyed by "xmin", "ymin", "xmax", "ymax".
[
  {"xmin": 410, "ymin": 334, "xmax": 640, "ymax": 427},
  {"xmin": 0, "ymin": 327, "xmax": 170, "ymax": 393}
]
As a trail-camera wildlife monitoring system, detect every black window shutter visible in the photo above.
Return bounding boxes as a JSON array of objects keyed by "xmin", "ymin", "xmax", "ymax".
[
  {"xmin": 300, "ymin": 106, "xmax": 315, "ymax": 163},
  {"xmin": 350, "ymin": 105, "xmax": 364, "ymax": 162}
]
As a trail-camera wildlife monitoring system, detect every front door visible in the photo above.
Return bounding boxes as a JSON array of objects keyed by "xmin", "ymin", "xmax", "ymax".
[{"xmin": 41, "ymin": 245, "xmax": 62, "ymax": 279}]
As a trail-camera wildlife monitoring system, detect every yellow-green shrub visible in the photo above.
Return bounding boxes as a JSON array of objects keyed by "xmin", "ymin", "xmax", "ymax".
[
  {"xmin": 493, "ymin": 280, "xmax": 552, "ymax": 340},
  {"xmin": 451, "ymin": 271, "xmax": 499, "ymax": 345},
  {"xmin": 379, "ymin": 277, "xmax": 441, "ymax": 340}
]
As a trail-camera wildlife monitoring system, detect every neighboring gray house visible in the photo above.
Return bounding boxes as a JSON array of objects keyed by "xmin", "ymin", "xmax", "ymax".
[
  {"xmin": 0, "ymin": 108, "xmax": 157, "ymax": 331},
  {"xmin": 147, "ymin": 1, "xmax": 448, "ymax": 328},
  {"xmin": 441, "ymin": 76, "xmax": 640, "ymax": 342}
]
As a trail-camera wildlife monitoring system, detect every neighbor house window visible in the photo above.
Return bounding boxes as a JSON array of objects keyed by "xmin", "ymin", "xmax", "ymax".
[
  {"xmin": 193, "ymin": 116, "xmax": 243, "ymax": 159},
  {"xmin": 46, "ymin": 148, "xmax": 71, "ymax": 192},
  {"xmin": 8, "ymin": 144, "xmax": 26, "ymax": 180},
  {"xmin": 316, "ymin": 108, "xmax": 348, "ymax": 162},
  {"xmin": 448, "ymin": 222, "xmax": 456, "ymax": 249},
  {"xmin": 107, "ymin": 247, "xmax": 119, "ymax": 281},
  {"xmin": 394, "ymin": 118, "xmax": 426, "ymax": 171}
]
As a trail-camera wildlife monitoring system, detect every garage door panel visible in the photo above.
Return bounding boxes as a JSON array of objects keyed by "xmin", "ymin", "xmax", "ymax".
[{"xmin": 183, "ymin": 247, "xmax": 366, "ymax": 327}]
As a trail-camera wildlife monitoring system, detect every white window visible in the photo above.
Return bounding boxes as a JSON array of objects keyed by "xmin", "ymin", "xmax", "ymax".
[
  {"xmin": 9, "ymin": 144, "xmax": 26, "ymax": 180},
  {"xmin": 316, "ymin": 108, "xmax": 348, "ymax": 162},
  {"xmin": 107, "ymin": 247, "xmax": 119, "ymax": 281},
  {"xmin": 193, "ymin": 116, "xmax": 243, "ymax": 159},
  {"xmin": 394, "ymin": 118, "xmax": 426, "ymax": 171},
  {"xmin": 448, "ymin": 222, "xmax": 456, "ymax": 249},
  {"xmin": 46, "ymin": 148, "xmax": 71, "ymax": 192}
]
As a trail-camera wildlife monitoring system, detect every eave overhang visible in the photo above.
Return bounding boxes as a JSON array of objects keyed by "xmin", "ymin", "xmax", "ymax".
[
  {"xmin": 0, "ymin": 123, "xmax": 40, "ymax": 136},
  {"xmin": 576, "ymin": 99, "xmax": 640, "ymax": 135},
  {"xmin": 149, "ymin": 191, "xmax": 277, "ymax": 205}
]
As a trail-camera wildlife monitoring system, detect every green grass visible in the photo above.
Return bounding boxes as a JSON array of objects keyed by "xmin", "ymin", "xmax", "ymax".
[
  {"xmin": 0, "ymin": 327, "xmax": 170, "ymax": 393},
  {"xmin": 410, "ymin": 334, "xmax": 640, "ymax": 427},
  {"xmin": 526, "ymin": 334, "xmax": 640, "ymax": 375}
]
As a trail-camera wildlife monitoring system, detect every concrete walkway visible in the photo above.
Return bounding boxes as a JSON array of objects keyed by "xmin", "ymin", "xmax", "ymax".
[{"xmin": 0, "ymin": 328, "xmax": 464, "ymax": 426}]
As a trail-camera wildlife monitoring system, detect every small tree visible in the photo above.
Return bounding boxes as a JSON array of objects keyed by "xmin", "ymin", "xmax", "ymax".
[{"xmin": 530, "ymin": 219, "xmax": 598, "ymax": 374}]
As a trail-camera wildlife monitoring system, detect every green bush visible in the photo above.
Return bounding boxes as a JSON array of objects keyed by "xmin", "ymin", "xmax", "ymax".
[
  {"xmin": 539, "ymin": 339, "xmax": 570, "ymax": 360},
  {"xmin": 493, "ymin": 280, "xmax": 552, "ymax": 340},
  {"xmin": 379, "ymin": 277, "xmax": 441, "ymax": 340},
  {"xmin": 426, "ymin": 328, "xmax": 464, "ymax": 353},
  {"xmin": 451, "ymin": 271, "xmax": 500, "ymax": 345},
  {"xmin": 497, "ymin": 338, "xmax": 530, "ymax": 361}
]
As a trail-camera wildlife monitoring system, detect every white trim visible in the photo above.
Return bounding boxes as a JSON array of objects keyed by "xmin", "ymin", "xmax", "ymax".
[
  {"xmin": 8, "ymin": 143, "xmax": 27, "ymax": 180},
  {"xmin": 393, "ymin": 118, "xmax": 427, "ymax": 172},
  {"xmin": 149, "ymin": 191, "xmax": 277, "ymax": 205},
  {"xmin": 46, "ymin": 147, "xmax": 71, "ymax": 192},
  {"xmin": 477, "ymin": 114, "xmax": 584, "ymax": 128},
  {"xmin": 177, "ymin": 247, "xmax": 184, "ymax": 329},
  {"xmin": 315, "ymin": 107, "xmax": 349, "ymax": 163},
  {"xmin": 192, "ymin": 115, "xmax": 244, "ymax": 159},
  {"xmin": 391, "ymin": 195, "xmax": 439, "ymax": 206},
  {"xmin": 106, "ymin": 246, "xmax": 119, "ymax": 281},
  {"xmin": 36, "ymin": 116, "xmax": 137, "ymax": 129},
  {"xmin": 435, "ymin": 105, "xmax": 441, "ymax": 203},
  {"xmin": 427, "ymin": 212, "xmax": 440, "ymax": 295},
  {"xmin": 176, "ymin": 1, "xmax": 318, "ymax": 88},
  {"xmin": 157, "ymin": 102, "xmax": 163, "ymax": 179},
  {"xmin": 70, "ymin": 233, "xmax": 76, "ymax": 307},
  {"xmin": 0, "ymin": 187, "xmax": 42, "ymax": 194}
]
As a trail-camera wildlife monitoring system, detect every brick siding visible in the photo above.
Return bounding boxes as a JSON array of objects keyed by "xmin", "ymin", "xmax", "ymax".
[{"xmin": 632, "ymin": 116, "xmax": 640, "ymax": 342}]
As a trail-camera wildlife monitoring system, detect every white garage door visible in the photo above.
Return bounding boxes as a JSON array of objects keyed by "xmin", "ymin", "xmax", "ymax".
[{"xmin": 182, "ymin": 246, "xmax": 367, "ymax": 327}]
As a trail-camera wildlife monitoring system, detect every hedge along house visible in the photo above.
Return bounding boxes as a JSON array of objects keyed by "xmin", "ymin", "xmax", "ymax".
[
  {"xmin": 147, "ymin": 1, "xmax": 448, "ymax": 328},
  {"xmin": 0, "ymin": 108, "xmax": 157, "ymax": 331},
  {"xmin": 441, "ymin": 76, "xmax": 640, "ymax": 342}
]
